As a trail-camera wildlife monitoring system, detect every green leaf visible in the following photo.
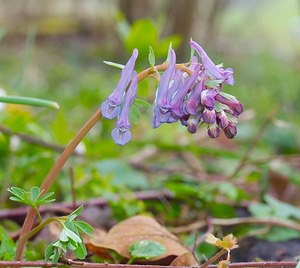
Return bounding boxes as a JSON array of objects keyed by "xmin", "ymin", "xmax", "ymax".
[
  {"xmin": 296, "ymin": 259, "xmax": 300, "ymax": 268},
  {"xmin": 265, "ymin": 195, "xmax": 300, "ymax": 220},
  {"xmin": 0, "ymin": 225, "xmax": 16, "ymax": 261},
  {"xmin": 249, "ymin": 203, "xmax": 274, "ymax": 217},
  {"xmin": 129, "ymin": 240, "xmax": 166, "ymax": 259},
  {"xmin": 103, "ymin": 61, "xmax": 125, "ymax": 70},
  {"xmin": 30, "ymin": 186, "xmax": 40, "ymax": 203},
  {"xmin": 134, "ymin": 98, "xmax": 151, "ymax": 109},
  {"xmin": 74, "ymin": 221, "xmax": 94, "ymax": 235},
  {"xmin": 68, "ymin": 206, "xmax": 83, "ymax": 219},
  {"xmin": 44, "ymin": 243, "xmax": 55, "ymax": 261},
  {"xmin": 8, "ymin": 197, "xmax": 24, "ymax": 203},
  {"xmin": 52, "ymin": 251, "xmax": 60, "ymax": 264},
  {"xmin": 205, "ymin": 80, "xmax": 222, "ymax": 89},
  {"xmin": 129, "ymin": 104, "xmax": 141, "ymax": 124},
  {"xmin": 7, "ymin": 187, "xmax": 25, "ymax": 199},
  {"xmin": 63, "ymin": 227, "xmax": 82, "ymax": 243},
  {"xmin": 0, "ymin": 96, "xmax": 59, "ymax": 109},
  {"xmin": 74, "ymin": 242, "xmax": 87, "ymax": 260},
  {"xmin": 257, "ymin": 227, "xmax": 300, "ymax": 242},
  {"xmin": 36, "ymin": 192, "xmax": 56, "ymax": 204},
  {"xmin": 148, "ymin": 46, "xmax": 155, "ymax": 67},
  {"xmin": 59, "ymin": 229, "xmax": 69, "ymax": 242},
  {"xmin": 125, "ymin": 19, "xmax": 158, "ymax": 58}
]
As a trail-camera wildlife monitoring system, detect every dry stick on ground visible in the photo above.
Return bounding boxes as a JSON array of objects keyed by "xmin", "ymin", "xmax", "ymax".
[
  {"xmin": 225, "ymin": 108, "xmax": 278, "ymax": 180},
  {"xmin": 0, "ymin": 190, "xmax": 173, "ymax": 220},
  {"xmin": 0, "ymin": 261, "xmax": 297, "ymax": 268},
  {"xmin": 171, "ymin": 216, "xmax": 300, "ymax": 234}
]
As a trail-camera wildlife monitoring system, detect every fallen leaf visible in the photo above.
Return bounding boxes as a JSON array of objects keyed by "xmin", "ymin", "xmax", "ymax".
[
  {"xmin": 170, "ymin": 252, "xmax": 198, "ymax": 266},
  {"xmin": 87, "ymin": 215, "xmax": 192, "ymax": 264}
]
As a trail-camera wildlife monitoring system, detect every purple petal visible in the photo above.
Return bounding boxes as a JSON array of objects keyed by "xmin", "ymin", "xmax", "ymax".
[
  {"xmin": 156, "ymin": 49, "xmax": 176, "ymax": 108},
  {"xmin": 223, "ymin": 122, "xmax": 237, "ymax": 139},
  {"xmin": 201, "ymin": 89, "xmax": 217, "ymax": 110},
  {"xmin": 101, "ymin": 49, "xmax": 138, "ymax": 119},
  {"xmin": 111, "ymin": 128, "xmax": 132, "ymax": 145},
  {"xmin": 101, "ymin": 100, "xmax": 121, "ymax": 119},
  {"xmin": 116, "ymin": 72, "xmax": 138, "ymax": 129},
  {"xmin": 215, "ymin": 94, "xmax": 244, "ymax": 116},
  {"xmin": 170, "ymin": 64, "xmax": 201, "ymax": 117},
  {"xmin": 185, "ymin": 74, "xmax": 205, "ymax": 115},
  {"xmin": 202, "ymin": 109, "xmax": 216, "ymax": 124},
  {"xmin": 207, "ymin": 125, "xmax": 220, "ymax": 138},
  {"xmin": 216, "ymin": 111, "xmax": 229, "ymax": 129},
  {"xmin": 190, "ymin": 40, "xmax": 234, "ymax": 84},
  {"xmin": 187, "ymin": 113, "xmax": 202, "ymax": 134}
]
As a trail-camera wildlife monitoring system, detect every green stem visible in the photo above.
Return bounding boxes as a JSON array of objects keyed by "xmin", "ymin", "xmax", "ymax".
[
  {"xmin": 19, "ymin": 217, "xmax": 64, "ymax": 247},
  {"xmin": 15, "ymin": 109, "xmax": 102, "ymax": 260},
  {"xmin": 15, "ymin": 61, "xmax": 183, "ymax": 261},
  {"xmin": 33, "ymin": 206, "xmax": 43, "ymax": 223}
]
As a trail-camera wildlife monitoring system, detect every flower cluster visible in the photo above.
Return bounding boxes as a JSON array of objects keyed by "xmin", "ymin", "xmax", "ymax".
[{"xmin": 101, "ymin": 40, "xmax": 243, "ymax": 145}]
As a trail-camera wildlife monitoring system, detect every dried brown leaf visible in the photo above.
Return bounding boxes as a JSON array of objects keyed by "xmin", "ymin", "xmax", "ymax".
[{"xmin": 87, "ymin": 215, "xmax": 191, "ymax": 263}]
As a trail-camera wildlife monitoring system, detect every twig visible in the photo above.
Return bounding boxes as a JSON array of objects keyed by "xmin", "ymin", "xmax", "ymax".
[
  {"xmin": 226, "ymin": 108, "xmax": 277, "ymax": 180},
  {"xmin": 0, "ymin": 260, "xmax": 297, "ymax": 268},
  {"xmin": 201, "ymin": 248, "xmax": 227, "ymax": 268},
  {"xmin": 0, "ymin": 190, "xmax": 173, "ymax": 220},
  {"xmin": 171, "ymin": 216, "xmax": 300, "ymax": 234},
  {"xmin": 15, "ymin": 109, "xmax": 102, "ymax": 260}
]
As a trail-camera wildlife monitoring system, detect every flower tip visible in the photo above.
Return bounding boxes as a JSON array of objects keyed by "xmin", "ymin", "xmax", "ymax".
[
  {"xmin": 111, "ymin": 128, "xmax": 132, "ymax": 145},
  {"xmin": 132, "ymin": 48, "xmax": 139, "ymax": 58},
  {"xmin": 101, "ymin": 100, "xmax": 120, "ymax": 119}
]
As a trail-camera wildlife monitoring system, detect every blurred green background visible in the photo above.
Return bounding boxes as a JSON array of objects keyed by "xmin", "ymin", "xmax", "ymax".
[
  {"xmin": 0, "ymin": 0, "xmax": 300, "ymax": 226},
  {"xmin": 1, "ymin": 0, "xmax": 300, "ymax": 262}
]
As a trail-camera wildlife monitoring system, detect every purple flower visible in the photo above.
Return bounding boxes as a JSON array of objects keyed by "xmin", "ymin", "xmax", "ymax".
[
  {"xmin": 216, "ymin": 110, "xmax": 229, "ymax": 129},
  {"xmin": 201, "ymin": 89, "xmax": 217, "ymax": 110},
  {"xmin": 170, "ymin": 63, "xmax": 201, "ymax": 117},
  {"xmin": 190, "ymin": 40, "xmax": 234, "ymax": 85},
  {"xmin": 152, "ymin": 49, "xmax": 178, "ymax": 127},
  {"xmin": 185, "ymin": 72, "xmax": 205, "ymax": 115},
  {"xmin": 215, "ymin": 94, "xmax": 244, "ymax": 116},
  {"xmin": 207, "ymin": 124, "xmax": 220, "ymax": 138},
  {"xmin": 101, "ymin": 49, "xmax": 138, "ymax": 119},
  {"xmin": 223, "ymin": 122, "xmax": 237, "ymax": 139},
  {"xmin": 187, "ymin": 113, "xmax": 202, "ymax": 134},
  {"xmin": 111, "ymin": 72, "xmax": 138, "ymax": 145},
  {"xmin": 202, "ymin": 109, "xmax": 216, "ymax": 124}
]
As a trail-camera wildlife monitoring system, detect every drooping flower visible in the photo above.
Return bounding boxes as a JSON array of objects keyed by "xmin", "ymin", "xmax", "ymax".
[
  {"xmin": 111, "ymin": 72, "xmax": 138, "ymax": 145},
  {"xmin": 170, "ymin": 63, "xmax": 201, "ymax": 117},
  {"xmin": 101, "ymin": 49, "xmax": 138, "ymax": 119},
  {"xmin": 190, "ymin": 40, "xmax": 234, "ymax": 85},
  {"xmin": 102, "ymin": 39, "xmax": 243, "ymax": 145}
]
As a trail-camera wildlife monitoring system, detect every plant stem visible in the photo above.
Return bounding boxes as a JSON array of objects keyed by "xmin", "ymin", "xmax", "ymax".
[
  {"xmin": 201, "ymin": 249, "xmax": 227, "ymax": 268},
  {"xmin": 15, "ymin": 109, "xmax": 102, "ymax": 260},
  {"xmin": 14, "ymin": 61, "xmax": 190, "ymax": 261},
  {"xmin": 18, "ymin": 217, "xmax": 64, "ymax": 248}
]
